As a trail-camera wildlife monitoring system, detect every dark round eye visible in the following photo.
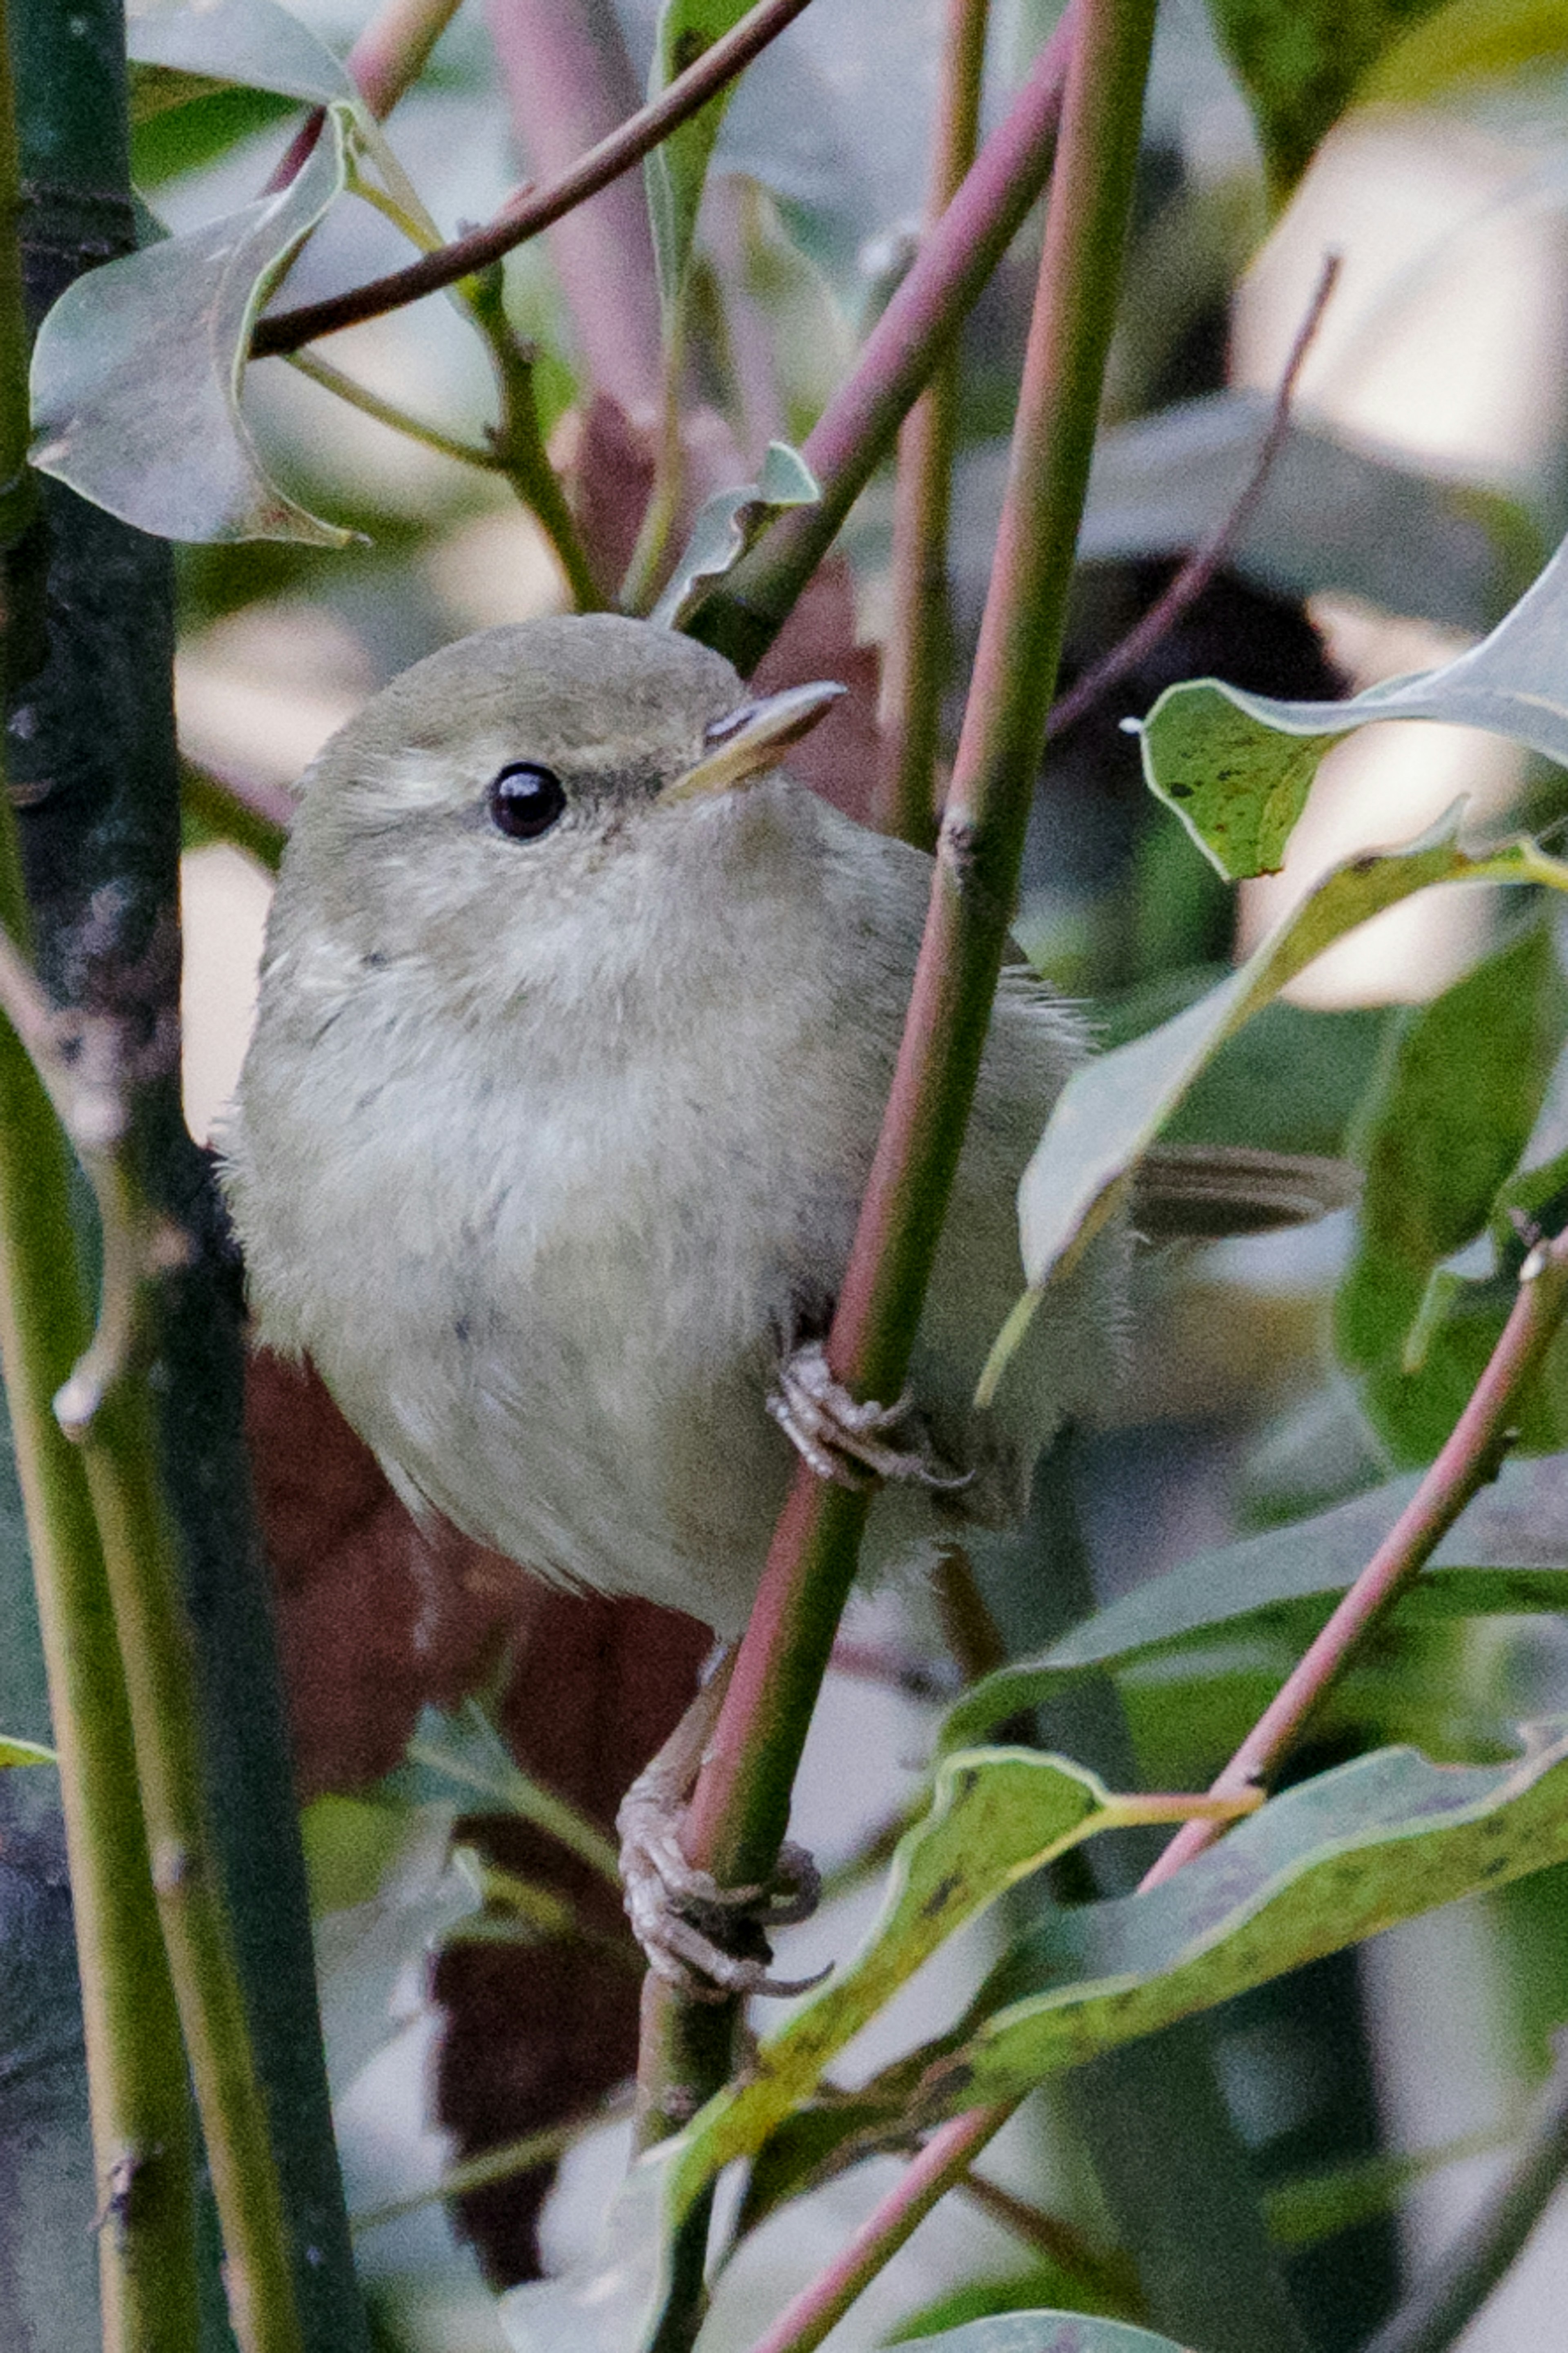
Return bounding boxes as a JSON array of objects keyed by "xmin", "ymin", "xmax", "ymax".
[{"xmin": 488, "ymin": 761, "xmax": 566, "ymax": 841}]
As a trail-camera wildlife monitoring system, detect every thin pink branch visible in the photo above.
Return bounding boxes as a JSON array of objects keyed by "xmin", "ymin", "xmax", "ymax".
[{"xmin": 251, "ymin": 0, "xmax": 818, "ymax": 357}]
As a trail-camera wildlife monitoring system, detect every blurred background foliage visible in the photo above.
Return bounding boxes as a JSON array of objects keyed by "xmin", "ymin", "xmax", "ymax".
[{"xmin": 16, "ymin": 0, "xmax": 1568, "ymax": 2348}]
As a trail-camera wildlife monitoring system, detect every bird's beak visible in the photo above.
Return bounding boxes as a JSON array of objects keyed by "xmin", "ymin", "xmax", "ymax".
[{"xmin": 660, "ymin": 680, "xmax": 846, "ymax": 804}]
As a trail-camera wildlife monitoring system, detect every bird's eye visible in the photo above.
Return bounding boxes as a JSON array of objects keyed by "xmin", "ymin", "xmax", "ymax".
[{"xmin": 488, "ymin": 762, "xmax": 566, "ymax": 841}]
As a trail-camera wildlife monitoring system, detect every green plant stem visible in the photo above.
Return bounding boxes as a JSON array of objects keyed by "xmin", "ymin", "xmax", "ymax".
[
  {"xmin": 467, "ymin": 267, "xmax": 607, "ymax": 609},
  {"xmin": 635, "ymin": 8, "xmax": 1157, "ymax": 2341},
  {"xmin": 872, "ymin": 0, "xmax": 990, "ymax": 848},
  {"xmin": 285, "ymin": 346, "xmax": 501, "ymax": 469},
  {"xmin": 181, "ymin": 762, "xmax": 292, "ymax": 871},
  {"xmin": 689, "ymin": 2, "xmax": 1080, "ymax": 675},
  {"xmin": 9, "ymin": 7, "xmax": 365, "ymax": 2339},
  {"xmin": 0, "ymin": 929, "xmax": 301, "ymax": 2353},
  {"xmin": 72, "ymin": 1375, "xmax": 303, "ymax": 2353},
  {"xmin": 0, "ymin": 12, "xmax": 196, "ymax": 2343},
  {"xmin": 251, "ymin": 0, "xmax": 818, "ymax": 355},
  {"xmin": 1141, "ymin": 1220, "xmax": 1568, "ymax": 1889},
  {"xmin": 0, "ymin": 880, "xmax": 197, "ymax": 2353},
  {"xmin": 1361, "ymin": 2055, "xmax": 1568, "ymax": 2353},
  {"xmin": 746, "ymin": 1210, "xmax": 1568, "ymax": 2353}
]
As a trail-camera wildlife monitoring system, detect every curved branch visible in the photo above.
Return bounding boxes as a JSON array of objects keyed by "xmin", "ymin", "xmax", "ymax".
[{"xmin": 251, "ymin": 0, "xmax": 817, "ymax": 356}]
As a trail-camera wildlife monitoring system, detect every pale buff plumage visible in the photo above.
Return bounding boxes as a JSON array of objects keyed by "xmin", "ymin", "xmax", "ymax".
[{"xmin": 222, "ymin": 614, "xmax": 1119, "ymax": 1634}]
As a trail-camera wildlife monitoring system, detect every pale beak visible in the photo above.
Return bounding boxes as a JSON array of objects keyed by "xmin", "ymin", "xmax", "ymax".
[{"xmin": 661, "ymin": 680, "xmax": 846, "ymax": 803}]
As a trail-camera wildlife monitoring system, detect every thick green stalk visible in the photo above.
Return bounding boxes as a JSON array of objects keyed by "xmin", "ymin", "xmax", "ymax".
[
  {"xmin": 683, "ymin": 0, "xmax": 1159, "ymax": 1898},
  {"xmin": 0, "ymin": 865, "xmax": 197, "ymax": 2353},
  {"xmin": 8, "ymin": 5, "xmax": 367, "ymax": 2345},
  {"xmin": 636, "ymin": 11, "xmax": 1159, "ymax": 2342},
  {"xmin": 872, "ymin": 0, "xmax": 990, "ymax": 848},
  {"xmin": 71, "ymin": 1366, "xmax": 302, "ymax": 2353},
  {"xmin": 0, "ymin": 8, "xmax": 196, "ymax": 2344}
]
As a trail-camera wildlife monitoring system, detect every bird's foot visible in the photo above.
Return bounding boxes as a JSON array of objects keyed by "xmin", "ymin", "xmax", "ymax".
[
  {"xmin": 617, "ymin": 1763, "xmax": 825, "ymax": 2002},
  {"xmin": 768, "ymin": 1340, "xmax": 971, "ymax": 1492}
]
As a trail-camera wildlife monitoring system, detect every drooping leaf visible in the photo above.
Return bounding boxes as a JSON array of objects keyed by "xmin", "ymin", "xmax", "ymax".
[
  {"xmin": 312, "ymin": 1795, "xmax": 474, "ymax": 2101},
  {"xmin": 941, "ymin": 1450, "xmax": 1568, "ymax": 1752},
  {"xmin": 653, "ymin": 439, "xmax": 817, "ymax": 627},
  {"xmin": 987, "ymin": 815, "xmax": 1568, "ymax": 1399},
  {"xmin": 29, "ymin": 104, "xmax": 354, "ymax": 544},
  {"xmin": 1136, "ymin": 525, "xmax": 1568, "ymax": 881},
  {"xmin": 896, "ymin": 2319, "xmax": 1193, "ymax": 2353},
  {"xmin": 1356, "ymin": 0, "xmax": 1568, "ymax": 107},
  {"xmin": 126, "ymin": 0, "xmax": 351, "ymax": 105},
  {"xmin": 1080, "ymin": 390, "xmax": 1541, "ymax": 636},
  {"xmin": 644, "ymin": 0, "xmax": 756, "ymax": 310},
  {"xmin": 1336, "ymin": 921, "xmax": 1568, "ymax": 1460},
  {"xmin": 1205, "ymin": 0, "xmax": 1451, "ymax": 199}
]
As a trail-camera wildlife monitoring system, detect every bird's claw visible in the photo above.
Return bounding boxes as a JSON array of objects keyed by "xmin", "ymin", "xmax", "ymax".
[
  {"xmin": 768, "ymin": 1340, "xmax": 971, "ymax": 1493},
  {"xmin": 617, "ymin": 1771, "xmax": 826, "ymax": 2003}
]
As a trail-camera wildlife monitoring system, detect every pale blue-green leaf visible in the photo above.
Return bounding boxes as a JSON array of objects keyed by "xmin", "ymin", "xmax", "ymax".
[
  {"xmin": 127, "ymin": 0, "xmax": 351, "ymax": 104},
  {"xmin": 942, "ymin": 1451, "xmax": 1568, "ymax": 1751},
  {"xmin": 898, "ymin": 2319, "xmax": 1193, "ymax": 2353},
  {"xmin": 644, "ymin": 0, "xmax": 756, "ymax": 309},
  {"xmin": 1137, "ymin": 525, "xmax": 1568, "ymax": 881},
  {"xmin": 0, "ymin": 1734, "xmax": 55, "ymax": 1766},
  {"xmin": 29, "ymin": 106, "xmax": 353, "ymax": 545},
  {"xmin": 650, "ymin": 439, "xmax": 817, "ymax": 627},
  {"xmin": 989, "ymin": 816, "xmax": 1568, "ymax": 1399},
  {"xmin": 1081, "ymin": 390, "xmax": 1540, "ymax": 635}
]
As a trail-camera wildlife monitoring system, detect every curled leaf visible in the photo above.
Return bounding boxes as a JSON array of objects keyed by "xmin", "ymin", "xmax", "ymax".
[
  {"xmin": 30, "ymin": 105, "xmax": 354, "ymax": 545},
  {"xmin": 1137, "ymin": 525, "xmax": 1568, "ymax": 881},
  {"xmin": 653, "ymin": 439, "xmax": 818, "ymax": 628}
]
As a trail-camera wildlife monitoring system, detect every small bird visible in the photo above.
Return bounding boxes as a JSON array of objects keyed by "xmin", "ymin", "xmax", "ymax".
[{"xmin": 221, "ymin": 613, "xmax": 1339, "ymax": 1988}]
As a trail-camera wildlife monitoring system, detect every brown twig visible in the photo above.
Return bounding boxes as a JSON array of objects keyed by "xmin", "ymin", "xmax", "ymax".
[
  {"xmin": 250, "ymin": 0, "xmax": 818, "ymax": 357},
  {"xmin": 1046, "ymin": 249, "xmax": 1341, "ymax": 741}
]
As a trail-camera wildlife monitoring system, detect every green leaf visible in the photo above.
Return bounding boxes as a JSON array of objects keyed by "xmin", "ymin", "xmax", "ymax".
[
  {"xmin": 653, "ymin": 440, "xmax": 818, "ymax": 628},
  {"xmin": 652, "ymin": 1752, "xmax": 1250, "ymax": 2210},
  {"xmin": 1356, "ymin": 0, "xmax": 1568, "ymax": 107},
  {"xmin": 1205, "ymin": 0, "xmax": 1452, "ymax": 199},
  {"xmin": 644, "ymin": 0, "xmax": 755, "ymax": 310},
  {"xmin": 941, "ymin": 1450, "xmax": 1568, "ymax": 1752},
  {"xmin": 0, "ymin": 1733, "xmax": 55, "ymax": 1766},
  {"xmin": 920, "ymin": 1724, "xmax": 1568, "ymax": 2114},
  {"xmin": 1336, "ymin": 921, "xmax": 1568, "ymax": 1459},
  {"xmin": 126, "ymin": 0, "xmax": 352, "ymax": 105},
  {"xmin": 1082, "ymin": 390, "xmax": 1541, "ymax": 637},
  {"xmin": 29, "ymin": 104, "xmax": 354, "ymax": 544},
  {"xmin": 987, "ymin": 814, "xmax": 1568, "ymax": 1400},
  {"xmin": 622, "ymin": 1732, "xmax": 1568, "ymax": 2270},
  {"xmin": 896, "ymin": 2320, "xmax": 1190, "ymax": 2353},
  {"xmin": 1137, "ymin": 525, "xmax": 1568, "ymax": 881}
]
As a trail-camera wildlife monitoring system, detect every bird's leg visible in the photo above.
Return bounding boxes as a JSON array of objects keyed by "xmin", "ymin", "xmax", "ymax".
[
  {"xmin": 617, "ymin": 1646, "xmax": 826, "ymax": 2002},
  {"xmin": 768, "ymin": 1336, "xmax": 972, "ymax": 1492}
]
